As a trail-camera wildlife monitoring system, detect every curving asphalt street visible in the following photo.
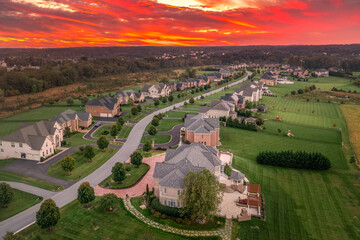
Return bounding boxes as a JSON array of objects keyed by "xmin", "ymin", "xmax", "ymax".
[{"xmin": 0, "ymin": 72, "xmax": 250, "ymax": 236}]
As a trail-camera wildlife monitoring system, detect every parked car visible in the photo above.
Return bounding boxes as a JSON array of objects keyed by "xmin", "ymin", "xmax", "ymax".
[{"xmin": 95, "ymin": 122, "xmax": 101, "ymax": 127}]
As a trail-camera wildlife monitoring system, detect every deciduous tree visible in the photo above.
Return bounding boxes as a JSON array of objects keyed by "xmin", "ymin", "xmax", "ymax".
[
  {"xmin": 36, "ymin": 199, "xmax": 60, "ymax": 231},
  {"xmin": 112, "ymin": 162, "xmax": 126, "ymax": 183},
  {"xmin": 130, "ymin": 151, "xmax": 143, "ymax": 168},
  {"xmin": 61, "ymin": 156, "xmax": 75, "ymax": 175},
  {"xmin": 0, "ymin": 182, "xmax": 14, "ymax": 208},
  {"xmin": 77, "ymin": 182, "xmax": 95, "ymax": 207},
  {"xmin": 97, "ymin": 136, "xmax": 109, "ymax": 151}
]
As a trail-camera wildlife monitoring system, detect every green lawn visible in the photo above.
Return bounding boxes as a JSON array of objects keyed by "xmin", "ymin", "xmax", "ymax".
[
  {"xmin": 146, "ymin": 119, "xmax": 183, "ymax": 132},
  {"xmin": 0, "ymin": 188, "xmax": 42, "ymax": 222},
  {"xmin": 92, "ymin": 125, "xmax": 133, "ymax": 139},
  {"xmin": 141, "ymin": 134, "xmax": 172, "ymax": 144},
  {"xmin": 47, "ymin": 148, "xmax": 118, "ymax": 181},
  {"xmin": 218, "ymin": 78, "xmax": 360, "ymax": 240},
  {"xmin": 0, "ymin": 159, "xmax": 64, "ymax": 192},
  {"xmin": 19, "ymin": 197, "xmax": 220, "ymax": 240},
  {"xmin": 100, "ymin": 163, "xmax": 150, "ymax": 189},
  {"xmin": 62, "ymin": 132, "xmax": 95, "ymax": 148},
  {"xmin": 0, "ymin": 100, "xmax": 84, "ymax": 138},
  {"xmin": 165, "ymin": 111, "xmax": 188, "ymax": 118},
  {"xmin": 131, "ymin": 197, "xmax": 225, "ymax": 231}
]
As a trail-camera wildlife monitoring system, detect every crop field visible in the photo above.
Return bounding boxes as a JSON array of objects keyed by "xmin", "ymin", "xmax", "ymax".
[{"xmin": 340, "ymin": 105, "xmax": 360, "ymax": 162}]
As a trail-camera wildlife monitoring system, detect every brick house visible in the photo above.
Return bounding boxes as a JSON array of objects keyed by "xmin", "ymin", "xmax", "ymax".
[
  {"xmin": 184, "ymin": 114, "xmax": 220, "ymax": 147},
  {"xmin": 0, "ymin": 120, "xmax": 63, "ymax": 161},
  {"xmin": 51, "ymin": 109, "xmax": 92, "ymax": 132},
  {"xmin": 259, "ymin": 71, "xmax": 278, "ymax": 86},
  {"xmin": 86, "ymin": 96, "xmax": 120, "ymax": 117}
]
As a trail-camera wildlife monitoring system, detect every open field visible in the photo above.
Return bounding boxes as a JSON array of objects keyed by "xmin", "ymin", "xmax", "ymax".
[
  {"xmin": 47, "ymin": 148, "xmax": 118, "ymax": 181},
  {"xmin": 19, "ymin": 198, "xmax": 220, "ymax": 240},
  {"xmin": 341, "ymin": 105, "xmax": 360, "ymax": 164},
  {"xmin": 0, "ymin": 159, "xmax": 63, "ymax": 191},
  {"xmin": 100, "ymin": 163, "xmax": 150, "ymax": 189},
  {"xmin": 0, "ymin": 188, "xmax": 42, "ymax": 222}
]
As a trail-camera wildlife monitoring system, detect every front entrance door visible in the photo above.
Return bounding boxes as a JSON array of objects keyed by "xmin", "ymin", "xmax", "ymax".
[{"xmin": 21, "ymin": 153, "xmax": 26, "ymax": 159}]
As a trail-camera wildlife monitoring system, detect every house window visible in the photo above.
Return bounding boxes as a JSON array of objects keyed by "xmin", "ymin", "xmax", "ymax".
[
  {"xmin": 11, "ymin": 142, "xmax": 15, "ymax": 147},
  {"xmin": 0, "ymin": 141, "xmax": 2, "ymax": 146},
  {"xmin": 164, "ymin": 200, "xmax": 167, "ymax": 205},
  {"xmin": 19, "ymin": 143, "xmax": 23, "ymax": 147},
  {"xmin": 168, "ymin": 200, "xmax": 176, "ymax": 207},
  {"xmin": 46, "ymin": 143, "xmax": 48, "ymax": 147},
  {"xmin": 163, "ymin": 188, "xmax": 167, "ymax": 194},
  {"xmin": 177, "ymin": 190, "xmax": 181, "ymax": 195},
  {"xmin": 1, "ymin": 149, "xmax": 3, "ymax": 152},
  {"xmin": 46, "ymin": 150, "xmax": 48, "ymax": 154}
]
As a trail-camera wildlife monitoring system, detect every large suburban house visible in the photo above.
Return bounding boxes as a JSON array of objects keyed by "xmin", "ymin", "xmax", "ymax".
[
  {"xmin": 153, "ymin": 143, "xmax": 222, "ymax": 208},
  {"xmin": 184, "ymin": 114, "xmax": 220, "ymax": 147},
  {"xmin": 314, "ymin": 69, "xmax": 329, "ymax": 77},
  {"xmin": 141, "ymin": 83, "xmax": 171, "ymax": 98},
  {"xmin": 259, "ymin": 71, "xmax": 278, "ymax": 86},
  {"xmin": 0, "ymin": 120, "xmax": 63, "ymax": 161},
  {"xmin": 220, "ymin": 93, "xmax": 245, "ymax": 109},
  {"xmin": 115, "ymin": 90, "xmax": 145, "ymax": 104},
  {"xmin": 86, "ymin": 96, "xmax": 120, "ymax": 117},
  {"xmin": 235, "ymin": 81, "xmax": 263, "ymax": 102},
  {"xmin": 207, "ymin": 72, "xmax": 223, "ymax": 82},
  {"xmin": 200, "ymin": 100, "xmax": 237, "ymax": 119},
  {"xmin": 50, "ymin": 109, "xmax": 92, "ymax": 133}
]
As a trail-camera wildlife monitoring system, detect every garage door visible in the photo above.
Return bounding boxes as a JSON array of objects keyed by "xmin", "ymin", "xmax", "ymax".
[{"xmin": 100, "ymin": 113, "xmax": 107, "ymax": 117}]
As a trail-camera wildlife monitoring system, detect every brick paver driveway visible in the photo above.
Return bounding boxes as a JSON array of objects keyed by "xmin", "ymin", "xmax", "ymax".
[{"xmin": 94, "ymin": 154, "xmax": 165, "ymax": 198}]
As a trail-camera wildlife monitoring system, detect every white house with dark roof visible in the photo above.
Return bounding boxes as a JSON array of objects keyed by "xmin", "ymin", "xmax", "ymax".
[
  {"xmin": 0, "ymin": 120, "xmax": 63, "ymax": 161},
  {"xmin": 200, "ymin": 100, "xmax": 237, "ymax": 119},
  {"xmin": 235, "ymin": 81, "xmax": 263, "ymax": 102},
  {"xmin": 314, "ymin": 69, "xmax": 329, "ymax": 77},
  {"xmin": 153, "ymin": 143, "xmax": 222, "ymax": 207},
  {"xmin": 115, "ymin": 90, "xmax": 145, "ymax": 104}
]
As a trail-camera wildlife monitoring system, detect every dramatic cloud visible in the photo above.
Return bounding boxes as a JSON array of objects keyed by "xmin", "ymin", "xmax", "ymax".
[{"xmin": 0, "ymin": 0, "xmax": 359, "ymax": 47}]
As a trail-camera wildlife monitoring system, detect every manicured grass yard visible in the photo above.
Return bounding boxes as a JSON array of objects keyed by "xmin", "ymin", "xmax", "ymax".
[
  {"xmin": 0, "ymin": 159, "xmax": 63, "ymax": 192},
  {"xmin": 62, "ymin": 132, "xmax": 95, "ymax": 147},
  {"xmin": 19, "ymin": 198, "xmax": 220, "ymax": 240},
  {"xmin": 0, "ymin": 188, "xmax": 42, "ymax": 222},
  {"xmin": 92, "ymin": 124, "xmax": 133, "ymax": 139},
  {"xmin": 47, "ymin": 148, "xmax": 118, "ymax": 181},
  {"xmin": 131, "ymin": 197, "xmax": 225, "ymax": 231},
  {"xmin": 145, "ymin": 119, "xmax": 183, "ymax": 132},
  {"xmin": 100, "ymin": 163, "xmax": 150, "ymax": 189},
  {"xmin": 219, "ymin": 77, "xmax": 360, "ymax": 240},
  {"xmin": 141, "ymin": 134, "xmax": 172, "ymax": 144}
]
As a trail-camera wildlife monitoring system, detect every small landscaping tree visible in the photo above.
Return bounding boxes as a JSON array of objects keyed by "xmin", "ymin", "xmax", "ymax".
[
  {"xmin": 189, "ymin": 97, "xmax": 195, "ymax": 104},
  {"xmin": 298, "ymin": 89, "xmax": 304, "ymax": 94},
  {"xmin": 256, "ymin": 115, "xmax": 264, "ymax": 126},
  {"xmin": 131, "ymin": 106, "xmax": 138, "ymax": 116},
  {"xmin": 64, "ymin": 127, "xmax": 71, "ymax": 138},
  {"xmin": 100, "ymin": 193, "xmax": 118, "ymax": 212},
  {"xmin": 224, "ymin": 164, "xmax": 232, "ymax": 177},
  {"xmin": 97, "ymin": 136, "xmax": 109, "ymax": 151},
  {"xmin": 112, "ymin": 162, "xmax": 126, "ymax": 184},
  {"xmin": 168, "ymin": 95, "xmax": 174, "ymax": 102},
  {"xmin": 80, "ymin": 96, "xmax": 88, "ymax": 105},
  {"xmin": 151, "ymin": 117, "xmax": 159, "ymax": 126},
  {"xmin": 0, "ymin": 182, "xmax": 14, "ymax": 208},
  {"xmin": 154, "ymin": 99, "xmax": 160, "ymax": 107},
  {"xmin": 128, "ymin": 98, "xmax": 134, "ymax": 106},
  {"xmin": 61, "ymin": 156, "xmax": 75, "ymax": 176},
  {"xmin": 84, "ymin": 145, "xmax": 95, "ymax": 162},
  {"xmin": 291, "ymin": 90, "xmax": 296, "ymax": 95},
  {"xmin": 77, "ymin": 182, "xmax": 95, "ymax": 208},
  {"xmin": 131, "ymin": 150, "xmax": 143, "ymax": 168},
  {"xmin": 117, "ymin": 116, "xmax": 125, "ymax": 126},
  {"xmin": 162, "ymin": 97, "xmax": 167, "ymax": 104},
  {"xmin": 66, "ymin": 97, "xmax": 74, "ymax": 105},
  {"xmin": 180, "ymin": 169, "xmax": 223, "ymax": 222},
  {"xmin": 148, "ymin": 126, "xmax": 157, "ymax": 136},
  {"xmin": 110, "ymin": 124, "xmax": 118, "ymax": 137},
  {"xmin": 137, "ymin": 104, "xmax": 142, "ymax": 112},
  {"xmin": 36, "ymin": 199, "xmax": 60, "ymax": 231},
  {"xmin": 143, "ymin": 140, "xmax": 152, "ymax": 152}
]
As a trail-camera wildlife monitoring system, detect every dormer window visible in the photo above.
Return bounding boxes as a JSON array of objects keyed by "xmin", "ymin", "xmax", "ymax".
[{"xmin": 19, "ymin": 143, "xmax": 23, "ymax": 147}]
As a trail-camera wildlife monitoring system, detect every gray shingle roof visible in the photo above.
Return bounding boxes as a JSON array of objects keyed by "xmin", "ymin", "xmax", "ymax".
[
  {"xmin": 153, "ymin": 143, "xmax": 221, "ymax": 188},
  {"xmin": 141, "ymin": 85, "xmax": 152, "ymax": 92},
  {"xmin": 184, "ymin": 114, "xmax": 219, "ymax": 134},
  {"xmin": 235, "ymin": 81, "xmax": 262, "ymax": 97},
  {"xmin": 1, "ymin": 120, "xmax": 57, "ymax": 150},
  {"xmin": 230, "ymin": 170, "xmax": 245, "ymax": 181},
  {"xmin": 86, "ymin": 96, "xmax": 118, "ymax": 110},
  {"xmin": 50, "ymin": 109, "xmax": 90, "ymax": 124}
]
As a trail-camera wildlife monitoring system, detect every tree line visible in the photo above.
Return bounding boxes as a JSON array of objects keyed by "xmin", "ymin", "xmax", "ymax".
[{"xmin": 256, "ymin": 150, "xmax": 331, "ymax": 170}]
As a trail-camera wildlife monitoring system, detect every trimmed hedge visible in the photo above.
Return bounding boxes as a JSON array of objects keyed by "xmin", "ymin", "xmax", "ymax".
[
  {"xmin": 256, "ymin": 150, "xmax": 331, "ymax": 170},
  {"xmin": 150, "ymin": 197, "xmax": 183, "ymax": 218}
]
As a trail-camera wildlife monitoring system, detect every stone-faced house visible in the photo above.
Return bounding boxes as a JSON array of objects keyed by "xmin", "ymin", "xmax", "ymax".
[
  {"xmin": 184, "ymin": 114, "xmax": 220, "ymax": 147},
  {"xmin": 314, "ymin": 69, "xmax": 329, "ymax": 77},
  {"xmin": 86, "ymin": 96, "xmax": 120, "ymax": 117},
  {"xmin": 166, "ymin": 82, "xmax": 178, "ymax": 92},
  {"xmin": 200, "ymin": 100, "xmax": 237, "ymax": 119},
  {"xmin": 153, "ymin": 143, "xmax": 222, "ymax": 207},
  {"xmin": 220, "ymin": 93, "xmax": 245, "ymax": 109},
  {"xmin": 115, "ymin": 90, "xmax": 145, "ymax": 104},
  {"xmin": 0, "ymin": 120, "xmax": 63, "ymax": 161},
  {"xmin": 207, "ymin": 72, "xmax": 222, "ymax": 82},
  {"xmin": 51, "ymin": 109, "xmax": 92, "ymax": 132},
  {"xmin": 235, "ymin": 81, "xmax": 263, "ymax": 102},
  {"xmin": 141, "ymin": 83, "xmax": 171, "ymax": 98},
  {"xmin": 197, "ymin": 75, "xmax": 211, "ymax": 85},
  {"xmin": 259, "ymin": 71, "xmax": 278, "ymax": 86}
]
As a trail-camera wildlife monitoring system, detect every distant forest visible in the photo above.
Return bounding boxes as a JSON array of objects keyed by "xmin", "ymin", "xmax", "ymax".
[{"xmin": 1, "ymin": 45, "xmax": 360, "ymax": 98}]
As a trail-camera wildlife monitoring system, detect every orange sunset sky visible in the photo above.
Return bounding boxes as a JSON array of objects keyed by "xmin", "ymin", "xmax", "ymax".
[{"xmin": 1, "ymin": 0, "xmax": 359, "ymax": 48}]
